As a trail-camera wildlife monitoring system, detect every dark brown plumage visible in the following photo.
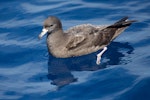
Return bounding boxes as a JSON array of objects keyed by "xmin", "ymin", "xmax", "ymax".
[{"xmin": 39, "ymin": 16, "xmax": 136, "ymax": 64}]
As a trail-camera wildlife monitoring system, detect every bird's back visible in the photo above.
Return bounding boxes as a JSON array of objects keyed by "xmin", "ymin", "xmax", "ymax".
[{"xmin": 65, "ymin": 24, "xmax": 107, "ymax": 35}]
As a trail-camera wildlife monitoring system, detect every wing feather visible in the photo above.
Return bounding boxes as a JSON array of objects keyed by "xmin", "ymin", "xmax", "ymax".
[{"xmin": 66, "ymin": 35, "xmax": 85, "ymax": 50}]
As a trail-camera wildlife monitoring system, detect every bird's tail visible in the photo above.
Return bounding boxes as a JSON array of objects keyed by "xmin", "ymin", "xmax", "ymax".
[
  {"xmin": 107, "ymin": 16, "xmax": 137, "ymax": 28},
  {"xmin": 99, "ymin": 16, "xmax": 137, "ymax": 42}
]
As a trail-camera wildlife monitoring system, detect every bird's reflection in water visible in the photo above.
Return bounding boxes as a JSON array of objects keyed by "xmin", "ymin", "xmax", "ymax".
[{"xmin": 47, "ymin": 42, "xmax": 134, "ymax": 89}]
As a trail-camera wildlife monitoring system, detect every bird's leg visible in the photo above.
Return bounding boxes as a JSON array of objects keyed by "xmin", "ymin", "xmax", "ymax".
[{"xmin": 96, "ymin": 47, "xmax": 107, "ymax": 65}]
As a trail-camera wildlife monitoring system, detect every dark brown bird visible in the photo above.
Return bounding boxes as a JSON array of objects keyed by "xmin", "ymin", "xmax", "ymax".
[{"xmin": 39, "ymin": 16, "xmax": 136, "ymax": 64}]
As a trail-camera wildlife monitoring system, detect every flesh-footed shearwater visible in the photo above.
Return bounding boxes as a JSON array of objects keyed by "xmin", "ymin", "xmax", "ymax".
[{"xmin": 38, "ymin": 16, "xmax": 136, "ymax": 65}]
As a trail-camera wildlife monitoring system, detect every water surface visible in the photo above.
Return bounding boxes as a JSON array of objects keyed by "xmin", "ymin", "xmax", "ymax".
[{"xmin": 0, "ymin": 0, "xmax": 150, "ymax": 100}]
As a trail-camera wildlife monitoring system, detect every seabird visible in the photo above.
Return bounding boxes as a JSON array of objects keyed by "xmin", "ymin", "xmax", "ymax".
[{"xmin": 39, "ymin": 16, "xmax": 136, "ymax": 65}]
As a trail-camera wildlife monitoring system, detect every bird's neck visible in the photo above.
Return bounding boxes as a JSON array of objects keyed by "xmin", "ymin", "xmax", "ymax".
[
  {"xmin": 49, "ymin": 29, "xmax": 65, "ymax": 39},
  {"xmin": 47, "ymin": 29, "xmax": 66, "ymax": 47}
]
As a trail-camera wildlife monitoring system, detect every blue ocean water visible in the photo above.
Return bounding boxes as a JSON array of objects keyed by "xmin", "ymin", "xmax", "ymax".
[{"xmin": 0, "ymin": 0, "xmax": 150, "ymax": 100}]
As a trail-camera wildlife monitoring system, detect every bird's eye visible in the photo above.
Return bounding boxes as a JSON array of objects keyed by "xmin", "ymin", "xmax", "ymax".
[
  {"xmin": 50, "ymin": 25, "xmax": 53, "ymax": 27},
  {"xmin": 44, "ymin": 24, "xmax": 53, "ymax": 28}
]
